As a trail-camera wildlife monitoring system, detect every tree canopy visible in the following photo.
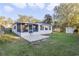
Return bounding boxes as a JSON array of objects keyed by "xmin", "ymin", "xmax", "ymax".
[
  {"xmin": 53, "ymin": 3, "xmax": 79, "ymax": 27},
  {"xmin": 17, "ymin": 15, "xmax": 40, "ymax": 23},
  {"xmin": 43, "ymin": 14, "xmax": 52, "ymax": 24},
  {"xmin": 0, "ymin": 16, "xmax": 13, "ymax": 25}
]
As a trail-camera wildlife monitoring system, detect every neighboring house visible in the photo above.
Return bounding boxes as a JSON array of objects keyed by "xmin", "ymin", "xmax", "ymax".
[
  {"xmin": 12, "ymin": 22, "xmax": 52, "ymax": 42},
  {"xmin": 0, "ymin": 29, "xmax": 4, "ymax": 36},
  {"xmin": 0, "ymin": 25, "xmax": 5, "ymax": 35}
]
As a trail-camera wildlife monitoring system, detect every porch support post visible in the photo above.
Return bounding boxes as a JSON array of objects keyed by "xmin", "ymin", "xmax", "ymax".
[{"xmin": 20, "ymin": 23, "xmax": 22, "ymax": 32}]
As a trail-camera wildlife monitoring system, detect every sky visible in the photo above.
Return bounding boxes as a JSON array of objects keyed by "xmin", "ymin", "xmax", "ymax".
[{"xmin": 0, "ymin": 3, "xmax": 59, "ymax": 21}]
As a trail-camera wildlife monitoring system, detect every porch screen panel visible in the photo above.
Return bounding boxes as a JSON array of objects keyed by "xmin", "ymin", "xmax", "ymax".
[
  {"xmin": 17, "ymin": 23, "xmax": 21, "ymax": 32},
  {"xmin": 22, "ymin": 23, "xmax": 28, "ymax": 32},
  {"xmin": 33, "ymin": 24, "xmax": 38, "ymax": 32}
]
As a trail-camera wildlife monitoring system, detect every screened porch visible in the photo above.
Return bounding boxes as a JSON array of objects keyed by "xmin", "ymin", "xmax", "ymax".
[{"xmin": 16, "ymin": 23, "xmax": 38, "ymax": 33}]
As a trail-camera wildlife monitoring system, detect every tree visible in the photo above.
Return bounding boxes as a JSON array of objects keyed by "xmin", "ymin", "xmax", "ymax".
[
  {"xmin": 43, "ymin": 14, "xmax": 52, "ymax": 24},
  {"xmin": 0, "ymin": 16, "xmax": 14, "ymax": 29},
  {"xmin": 0, "ymin": 16, "xmax": 5, "ymax": 24},
  {"xmin": 53, "ymin": 3, "xmax": 79, "ymax": 27},
  {"xmin": 7, "ymin": 18, "xmax": 14, "ymax": 24},
  {"xmin": 31, "ymin": 18, "xmax": 40, "ymax": 23},
  {"xmin": 17, "ymin": 15, "xmax": 40, "ymax": 23},
  {"xmin": 17, "ymin": 15, "xmax": 30, "ymax": 23}
]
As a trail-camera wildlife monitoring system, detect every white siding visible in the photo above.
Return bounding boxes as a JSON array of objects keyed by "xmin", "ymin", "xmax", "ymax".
[{"xmin": 66, "ymin": 27, "xmax": 75, "ymax": 34}]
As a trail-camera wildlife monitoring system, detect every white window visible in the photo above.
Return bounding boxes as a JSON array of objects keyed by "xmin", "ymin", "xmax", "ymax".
[
  {"xmin": 49, "ymin": 26, "xmax": 51, "ymax": 30},
  {"xmin": 45, "ymin": 26, "xmax": 48, "ymax": 30},
  {"xmin": 40, "ymin": 25, "xmax": 44, "ymax": 30}
]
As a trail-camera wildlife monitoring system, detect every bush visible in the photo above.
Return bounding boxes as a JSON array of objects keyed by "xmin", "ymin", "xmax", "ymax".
[{"xmin": 0, "ymin": 34, "xmax": 19, "ymax": 44}]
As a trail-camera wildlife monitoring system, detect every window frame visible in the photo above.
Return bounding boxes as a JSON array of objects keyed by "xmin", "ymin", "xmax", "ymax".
[{"xmin": 40, "ymin": 25, "xmax": 44, "ymax": 30}]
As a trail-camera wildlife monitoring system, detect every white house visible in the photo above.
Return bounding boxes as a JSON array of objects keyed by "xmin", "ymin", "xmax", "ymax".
[
  {"xmin": 12, "ymin": 22, "xmax": 52, "ymax": 42},
  {"xmin": 66, "ymin": 27, "xmax": 75, "ymax": 34}
]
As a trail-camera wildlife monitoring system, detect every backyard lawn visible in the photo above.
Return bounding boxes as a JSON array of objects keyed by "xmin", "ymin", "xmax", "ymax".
[{"xmin": 0, "ymin": 32, "xmax": 79, "ymax": 56}]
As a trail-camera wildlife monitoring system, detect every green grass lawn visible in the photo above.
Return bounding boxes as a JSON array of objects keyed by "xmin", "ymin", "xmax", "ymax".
[{"xmin": 0, "ymin": 32, "xmax": 79, "ymax": 56}]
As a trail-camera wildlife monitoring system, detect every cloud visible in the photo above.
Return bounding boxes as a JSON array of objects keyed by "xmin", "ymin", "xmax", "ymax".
[
  {"xmin": 27, "ymin": 3, "xmax": 59, "ymax": 11},
  {"xmin": 46, "ymin": 3, "xmax": 60, "ymax": 12},
  {"xmin": 12, "ymin": 3, "xmax": 27, "ymax": 9},
  {"xmin": 4, "ymin": 5, "xmax": 14, "ymax": 13},
  {"xmin": 27, "ymin": 3, "xmax": 45, "ymax": 9},
  {"xmin": 3, "ymin": 3, "xmax": 59, "ymax": 13},
  {"xmin": 12, "ymin": 3, "xmax": 59, "ymax": 11},
  {"xmin": 35, "ymin": 3, "xmax": 45, "ymax": 9},
  {"xmin": 27, "ymin": 3, "xmax": 36, "ymax": 7}
]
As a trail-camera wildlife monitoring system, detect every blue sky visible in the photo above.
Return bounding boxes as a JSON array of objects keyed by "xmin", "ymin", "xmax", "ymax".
[{"xmin": 0, "ymin": 3, "xmax": 59, "ymax": 21}]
